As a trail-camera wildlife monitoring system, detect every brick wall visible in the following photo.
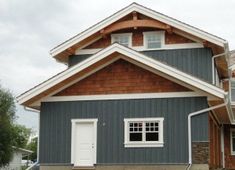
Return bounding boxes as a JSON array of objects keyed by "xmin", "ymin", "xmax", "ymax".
[
  {"xmin": 55, "ymin": 59, "xmax": 190, "ymax": 96},
  {"xmin": 224, "ymin": 125, "xmax": 235, "ymax": 169}
]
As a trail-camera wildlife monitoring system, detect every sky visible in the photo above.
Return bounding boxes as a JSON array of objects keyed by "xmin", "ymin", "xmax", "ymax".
[{"xmin": 0, "ymin": 0, "xmax": 235, "ymax": 133}]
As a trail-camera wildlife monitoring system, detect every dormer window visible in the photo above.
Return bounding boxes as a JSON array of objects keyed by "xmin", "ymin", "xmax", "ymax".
[
  {"xmin": 144, "ymin": 31, "xmax": 165, "ymax": 49},
  {"xmin": 111, "ymin": 33, "xmax": 132, "ymax": 47}
]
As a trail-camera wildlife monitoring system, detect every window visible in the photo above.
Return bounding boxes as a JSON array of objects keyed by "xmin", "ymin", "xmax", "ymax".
[
  {"xmin": 231, "ymin": 129, "xmax": 235, "ymax": 155},
  {"xmin": 111, "ymin": 33, "xmax": 132, "ymax": 47},
  {"xmin": 230, "ymin": 79, "xmax": 235, "ymax": 102},
  {"xmin": 144, "ymin": 31, "xmax": 164, "ymax": 49},
  {"xmin": 124, "ymin": 118, "xmax": 164, "ymax": 147}
]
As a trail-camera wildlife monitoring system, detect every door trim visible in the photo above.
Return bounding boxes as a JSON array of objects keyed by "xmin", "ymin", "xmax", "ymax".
[{"xmin": 71, "ymin": 119, "xmax": 98, "ymax": 166}]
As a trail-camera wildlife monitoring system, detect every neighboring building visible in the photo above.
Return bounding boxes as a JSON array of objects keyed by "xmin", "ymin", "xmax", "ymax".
[
  {"xmin": 17, "ymin": 3, "xmax": 235, "ymax": 170},
  {"xmin": 0, "ymin": 147, "xmax": 32, "ymax": 170}
]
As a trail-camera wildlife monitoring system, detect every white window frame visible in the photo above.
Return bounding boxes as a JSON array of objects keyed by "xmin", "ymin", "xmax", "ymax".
[
  {"xmin": 124, "ymin": 117, "xmax": 164, "ymax": 148},
  {"xmin": 111, "ymin": 33, "xmax": 132, "ymax": 47},
  {"xmin": 230, "ymin": 78, "xmax": 235, "ymax": 104},
  {"xmin": 231, "ymin": 128, "xmax": 235, "ymax": 155},
  {"xmin": 143, "ymin": 31, "xmax": 165, "ymax": 50}
]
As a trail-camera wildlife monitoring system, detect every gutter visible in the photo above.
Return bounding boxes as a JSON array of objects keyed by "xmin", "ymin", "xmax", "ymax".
[
  {"xmin": 187, "ymin": 99, "xmax": 228, "ymax": 170},
  {"xmin": 24, "ymin": 107, "xmax": 40, "ymax": 170}
]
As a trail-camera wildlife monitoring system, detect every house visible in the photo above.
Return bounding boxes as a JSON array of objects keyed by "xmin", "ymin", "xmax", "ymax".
[
  {"xmin": 17, "ymin": 3, "xmax": 235, "ymax": 170},
  {"xmin": 0, "ymin": 147, "xmax": 32, "ymax": 170}
]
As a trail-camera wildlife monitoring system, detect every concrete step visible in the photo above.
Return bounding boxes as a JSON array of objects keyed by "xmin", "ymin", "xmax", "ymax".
[
  {"xmin": 72, "ymin": 167, "xmax": 95, "ymax": 170},
  {"xmin": 190, "ymin": 164, "xmax": 209, "ymax": 170}
]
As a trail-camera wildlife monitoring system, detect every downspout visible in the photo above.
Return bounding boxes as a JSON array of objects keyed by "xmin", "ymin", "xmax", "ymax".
[
  {"xmin": 186, "ymin": 100, "xmax": 228, "ymax": 170},
  {"xmin": 24, "ymin": 107, "xmax": 40, "ymax": 170},
  {"xmin": 221, "ymin": 125, "xmax": 225, "ymax": 169}
]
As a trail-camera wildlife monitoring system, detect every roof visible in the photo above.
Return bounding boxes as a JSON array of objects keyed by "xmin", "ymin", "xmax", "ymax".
[
  {"xmin": 50, "ymin": 3, "xmax": 227, "ymax": 62},
  {"xmin": 13, "ymin": 146, "xmax": 33, "ymax": 155},
  {"xmin": 17, "ymin": 43, "xmax": 227, "ymax": 107}
]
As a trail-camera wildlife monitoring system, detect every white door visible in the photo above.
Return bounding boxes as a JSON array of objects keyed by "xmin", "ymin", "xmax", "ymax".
[{"xmin": 75, "ymin": 122, "xmax": 95, "ymax": 166}]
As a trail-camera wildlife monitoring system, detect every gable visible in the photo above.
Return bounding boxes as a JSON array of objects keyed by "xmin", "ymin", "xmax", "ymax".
[
  {"xmin": 17, "ymin": 44, "xmax": 226, "ymax": 109},
  {"xmin": 55, "ymin": 59, "xmax": 190, "ymax": 96},
  {"xmin": 50, "ymin": 3, "xmax": 227, "ymax": 64}
]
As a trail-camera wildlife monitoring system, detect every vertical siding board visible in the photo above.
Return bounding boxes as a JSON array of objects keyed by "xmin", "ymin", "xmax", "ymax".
[
  {"xmin": 40, "ymin": 97, "xmax": 209, "ymax": 164},
  {"xmin": 69, "ymin": 48, "xmax": 212, "ymax": 82}
]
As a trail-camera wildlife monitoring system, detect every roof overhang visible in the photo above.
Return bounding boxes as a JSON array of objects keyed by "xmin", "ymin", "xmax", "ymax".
[
  {"xmin": 50, "ymin": 3, "xmax": 228, "ymax": 63},
  {"xmin": 18, "ymin": 43, "xmax": 227, "ymax": 108}
]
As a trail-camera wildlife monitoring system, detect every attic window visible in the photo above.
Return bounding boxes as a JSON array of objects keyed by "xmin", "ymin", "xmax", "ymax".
[
  {"xmin": 111, "ymin": 33, "xmax": 132, "ymax": 47},
  {"xmin": 144, "ymin": 31, "xmax": 165, "ymax": 49}
]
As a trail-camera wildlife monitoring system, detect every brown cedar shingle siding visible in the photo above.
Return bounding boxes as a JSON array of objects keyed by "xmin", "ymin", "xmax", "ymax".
[{"xmin": 55, "ymin": 59, "xmax": 190, "ymax": 96}]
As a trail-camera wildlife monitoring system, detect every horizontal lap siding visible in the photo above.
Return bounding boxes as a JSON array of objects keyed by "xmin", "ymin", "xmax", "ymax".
[
  {"xmin": 39, "ymin": 97, "xmax": 208, "ymax": 164},
  {"xmin": 68, "ymin": 48, "xmax": 212, "ymax": 82}
]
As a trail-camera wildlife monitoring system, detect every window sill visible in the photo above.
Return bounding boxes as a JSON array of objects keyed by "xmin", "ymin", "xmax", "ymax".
[{"xmin": 124, "ymin": 142, "xmax": 164, "ymax": 148}]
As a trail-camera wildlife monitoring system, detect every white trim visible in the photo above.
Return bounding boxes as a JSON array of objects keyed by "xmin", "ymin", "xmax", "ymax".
[
  {"xmin": 50, "ymin": 3, "xmax": 226, "ymax": 58},
  {"xmin": 17, "ymin": 44, "xmax": 226, "ymax": 106},
  {"xmin": 230, "ymin": 128, "xmax": 235, "ymax": 155},
  {"xmin": 143, "ymin": 31, "xmax": 165, "ymax": 49},
  {"xmin": 43, "ymin": 92, "xmax": 204, "ymax": 102},
  {"xmin": 75, "ymin": 43, "xmax": 204, "ymax": 55},
  {"xmin": 111, "ymin": 33, "xmax": 132, "ymax": 47},
  {"xmin": 124, "ymin": 117, "xmax": 164, "ymax": 148},
  {"xmin": 75, "ymin": 48, "xmax": 102, "ymax": 55},
  {"xmin": 71, "ymin": 119, "xmax": 98, "ymax": 165}
]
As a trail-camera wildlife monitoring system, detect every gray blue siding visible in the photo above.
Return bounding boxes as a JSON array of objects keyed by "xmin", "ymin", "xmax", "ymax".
[
  {"xmin": 68, "ymin": 48, "xmax": 213, "ymax": 82},
  {"xmin": 39, "ymin": 97, "xmax": 208, "ymax": 164}
]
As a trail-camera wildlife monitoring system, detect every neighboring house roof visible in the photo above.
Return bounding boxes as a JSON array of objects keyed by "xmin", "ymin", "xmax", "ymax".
[
  {"xmin": 50, "ymin": 3, "xmax": 227, "ymax": 62},
  {"xmin": 17, "ymin": 43, "xmax": 226, "ymax": 108},
  {"xmin": 12, "ymin": 146, "xmax": 33, "ymax": 156}
]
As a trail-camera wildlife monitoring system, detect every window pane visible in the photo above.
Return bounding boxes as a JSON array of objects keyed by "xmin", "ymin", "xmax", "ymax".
[
  {"xmin": 113, "ymin": 35, "xmax": 129, "ymax": 46},
  {"xmin": 232, "ymin": 131, "xmax": 235, "ymax": 138},
  {"xmin": 145, "ymin": 121, "xmax": 159, "ymax": 132},
  {"xmin": 146, "ymin": 33, "xmax": 162, "ymax": 49},
  {"xmin": 148, "ymin": 42, "xmax": 161, "ymax": 48},
  {"xmin": 233, "ymin": 138, "xmax": 235, "ymax": 152},
  {"xmin": 130, "ymin": 133, "xmax": 142, "ymax": 141},
  {"xmin": 146, "ymin": 132, "xmax": 159, "ymax": 141}
]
